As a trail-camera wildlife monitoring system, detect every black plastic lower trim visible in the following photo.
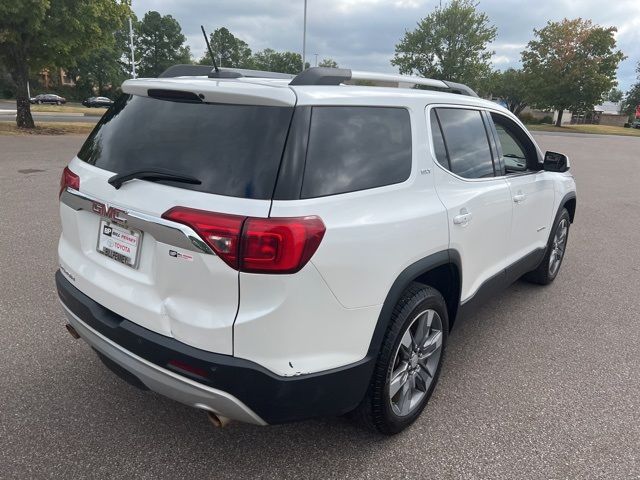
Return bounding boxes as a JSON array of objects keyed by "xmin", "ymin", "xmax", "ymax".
[
  {"xmin": 457, "ymin": 247, "xmax": 546, "ymax": 322},
  {"xmin": 56, "ymin": 271, "xmax": 374, "ymax": 424}
]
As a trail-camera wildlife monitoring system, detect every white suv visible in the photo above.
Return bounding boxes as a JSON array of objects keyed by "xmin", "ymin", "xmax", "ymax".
[{"xmin": 57, "ymin": 66, "xmax": 576, "ymax": 434}]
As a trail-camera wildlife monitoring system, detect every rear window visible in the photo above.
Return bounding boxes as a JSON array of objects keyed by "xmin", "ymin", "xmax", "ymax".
[
  {"xmin": 78, "ymin": 94, "xmax": 293, "ymax": 199},
  {"xmin": 300, "ymin": 106, "xmax": 412, "ymax": 198}
]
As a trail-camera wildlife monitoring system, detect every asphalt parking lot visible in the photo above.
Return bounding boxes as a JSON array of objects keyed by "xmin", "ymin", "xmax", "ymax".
[{"xmin": 1, "ymin": 132, "xmax": 639, "ymax": 479}]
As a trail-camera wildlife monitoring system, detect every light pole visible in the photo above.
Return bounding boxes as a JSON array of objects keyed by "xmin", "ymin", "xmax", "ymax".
[
  {"xmin": 302, "ymin": 0, "xmax": 307, "ymax": 71},
  {"xmin": 129, "ymin": 16, "xmax": 136, "ymax": 79}
]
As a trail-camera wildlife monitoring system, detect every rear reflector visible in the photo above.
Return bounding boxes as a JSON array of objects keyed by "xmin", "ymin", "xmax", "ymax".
[
  {"xmin": 162, "ymin": 207, "xmax": 325, "ymax": 274},
  {"xmin": 59, "ymin": 166, "xmax": 79, "ymax": 197},
  {"xmin": 167, "ymin": 359, "xmax": 209, "ymax": 380}
]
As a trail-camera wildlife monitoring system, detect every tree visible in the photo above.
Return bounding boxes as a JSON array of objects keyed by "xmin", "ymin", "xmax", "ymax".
[
  {"xmin": 135, "ymin": 11, "xmax": 191, "ymax": 78},
  {"xmin": 522, "ymin": 18, "xmax": 625, "ymax": 126},
  {"xmin": 249, "ymin": 49, "xmax": 308, "ymax": 74},
  {"xmin": 622, "ymin": 62, "xmax": 640, "ymax": 119},
  {"xmin": 197, "ymin": 28, "xmax": 252, "ymax": 68},
  {"xmin": 607, "ymin": 88, "xmax": 623, "ymax": 103},
  {"xmin": 67, "ymin": 24, "xmax": 131, "ymax": 98},
  {"xmin": 318, "ymin": 58, "xmax": 338, "ymax": 68},
  {"xmin": 391, "ymin": 0, "xmax": 496, "ymax": 90},
  {"xmin": 0, "ymin": 0, "xmax": 130, "ymax": 128},
  {"xmin": 490, "ymin": 69, "xmax": 532, "ymax": 115}
]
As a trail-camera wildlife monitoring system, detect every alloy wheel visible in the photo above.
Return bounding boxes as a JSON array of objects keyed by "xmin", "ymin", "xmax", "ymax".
[
  {"xmin": 388, "ymin": 309, "xmax": 443, "ymax": 417},
  {"xmin": 549, "ymin": 218, "xmax": 568, "ymax": 277}
]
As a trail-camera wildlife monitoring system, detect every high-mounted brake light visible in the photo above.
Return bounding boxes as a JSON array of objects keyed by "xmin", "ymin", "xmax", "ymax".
[
  {"xmin": 59, "ymin": 166, "xmax": 79, "ymax": 197},
  {"xmin": 161, "ymin": 207, "xmax": 325, "ymax": 274}
]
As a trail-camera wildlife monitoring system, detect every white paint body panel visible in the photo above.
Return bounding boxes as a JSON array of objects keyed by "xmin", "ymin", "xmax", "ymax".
[
  {"xmin": 59, "ymin": 158, "xmax": 272, "ymax": 355},
  {"xmin": 505, "ymin": 172, "xmax": 556, "ymax": 263},
  {"xmin": 57, "ymin": 75, "xmax": 576, "ymax": 377}
]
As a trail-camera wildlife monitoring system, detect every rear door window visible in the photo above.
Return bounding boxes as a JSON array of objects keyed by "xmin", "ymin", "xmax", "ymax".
[
  {"xmin": 433, "ymin": 108, "xmax": 495, "ymax": 179},
  {"xmin": 300, "ymin": 106, "xmax": 412, "ymax": 198},
  {"xmin": 77, "ymin": 94, "xmax": 294, "ymax": 200}
]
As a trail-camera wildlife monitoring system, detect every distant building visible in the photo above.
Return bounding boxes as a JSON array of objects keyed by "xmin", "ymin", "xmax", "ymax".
[{"xmin": 38, "ymin": 68, "xmax": 75, "ymax": 89}]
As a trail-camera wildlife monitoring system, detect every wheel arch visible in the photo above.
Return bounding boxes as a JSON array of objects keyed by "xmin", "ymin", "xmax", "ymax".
[
  {"xmin": 563, "ymin": 195, "xmax": 576, "ymax": 223},
  {"xmin": 366, "ymin": 250, "xmax": 462, "ymax": 359}
]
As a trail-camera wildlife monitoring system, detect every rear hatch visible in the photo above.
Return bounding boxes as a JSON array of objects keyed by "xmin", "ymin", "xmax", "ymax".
[{"xmin": 58, "ymin": 79, "xmax": 296, "ymax": 355}]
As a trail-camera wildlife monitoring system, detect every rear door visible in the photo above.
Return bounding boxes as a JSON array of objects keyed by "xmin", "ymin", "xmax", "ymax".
[
  {"xmin": 59, "ymin": 87, "xmax": 295, "ymax": 355},
  {"xmin": 429, "ymin": 106, "xmax": 513, "ymax": 302}
]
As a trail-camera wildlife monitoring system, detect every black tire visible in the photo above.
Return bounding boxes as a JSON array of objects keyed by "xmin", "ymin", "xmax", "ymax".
[
  {"xmin": 353, "ymin": 283, "xmax": 448, "ymax": 435},
  {"xmin": 525, "ymin": 208, "xmax": 571, "ymax": 285}
]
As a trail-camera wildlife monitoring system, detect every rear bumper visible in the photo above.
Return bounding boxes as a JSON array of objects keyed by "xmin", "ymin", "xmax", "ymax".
[
  {"xmin": 62, "ymin": 303, "xmax": 266, "ymax": 425},
  {"xmin": 56, "ymin": 271, "xmax": 374, "ymax": 424}
]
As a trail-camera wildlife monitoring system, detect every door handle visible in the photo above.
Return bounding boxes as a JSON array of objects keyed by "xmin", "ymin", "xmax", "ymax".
[
  {"xmin": 453, "ymin": 211, "xmax": 472, "ymax": 226},
  {"xmin": 513, "ymin": 193, "xmax": 527, "ymax": 203}
]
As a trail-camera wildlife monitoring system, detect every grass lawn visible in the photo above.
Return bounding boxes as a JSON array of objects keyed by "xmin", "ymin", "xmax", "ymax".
[
  {"xmin": 30, "ymin": 103, "xmax": 106, "ymax": 116},
  {"xmin": 526, "ymin": 124, "xmax": 640, "ymax": 137},
  {"xmin": 0, "ymin": 121, "xmax": 94, "ymax": 135}
]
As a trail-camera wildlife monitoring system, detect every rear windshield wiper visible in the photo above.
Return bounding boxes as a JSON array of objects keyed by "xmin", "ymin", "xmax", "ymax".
[{"xmin": 108, "ymin": 169, "xmax": 202, "ymax": 189}]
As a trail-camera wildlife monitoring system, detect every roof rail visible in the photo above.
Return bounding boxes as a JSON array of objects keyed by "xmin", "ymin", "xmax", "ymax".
[
  {"xmin": 289, "ymin": 67, "xmax": 478, "ymax": 97},
  {"xmin": 158, "ymin": 64, "xmax": 295, "ymax": 80}
]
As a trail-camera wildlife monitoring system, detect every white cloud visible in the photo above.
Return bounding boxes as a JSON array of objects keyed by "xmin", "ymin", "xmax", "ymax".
[{"xmin": 132, "ymin": 0, "xmax": 640, "ymax": 89}]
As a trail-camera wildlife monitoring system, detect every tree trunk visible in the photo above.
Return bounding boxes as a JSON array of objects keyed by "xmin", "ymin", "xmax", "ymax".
[
  {"xmin": 555, "ymin": 109, "xmax": 564, "ymax": 127},
  {"xmin": 514, "ymin": 103, "xmax": 527, "ymax": 116},
  {"xmin": 13, "ymin": 59, "xmax": 35, "ymax": 129}
]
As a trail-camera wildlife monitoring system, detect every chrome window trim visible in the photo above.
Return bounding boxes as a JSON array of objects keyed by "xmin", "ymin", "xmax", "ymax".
[{"xmin": 60, "ymin": 188, "xmax": 214, "ymax": 255}]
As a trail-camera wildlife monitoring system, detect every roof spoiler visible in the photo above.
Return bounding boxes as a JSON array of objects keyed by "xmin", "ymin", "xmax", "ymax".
[
  {"xmin": 159, "ymin": 64, "xmax": 295, "ymax": 80},
  {"xmin": 290, "ymin": 67, "xmax": 478, "ymax": 97}
]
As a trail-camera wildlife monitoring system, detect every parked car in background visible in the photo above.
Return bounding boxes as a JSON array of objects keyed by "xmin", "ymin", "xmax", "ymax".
[
  {"xmin": 29, "ymin": 94, "xmax": 66, "ymax": 105},
  {"xmin": 632, "ymin": 120, "xmax": 640, "ymax": 129},
  {"xmin": 82, "ymin": 96, "xmax": 114, "ymax": 108}
]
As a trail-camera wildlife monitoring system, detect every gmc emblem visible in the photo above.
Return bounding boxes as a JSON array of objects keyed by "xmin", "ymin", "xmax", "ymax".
[{"xmin": 91, "ymin": 201, "xmax": 127, "ymax": 223}]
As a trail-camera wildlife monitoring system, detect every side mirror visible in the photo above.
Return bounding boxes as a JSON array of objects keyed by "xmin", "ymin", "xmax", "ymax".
[{"xmin": 543, "ymin": 151, "xmax": 570, "ymax": 173}]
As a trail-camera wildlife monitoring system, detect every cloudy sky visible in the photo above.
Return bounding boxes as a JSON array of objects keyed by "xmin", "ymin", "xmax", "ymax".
[{"xmin": 132, "ymin": 0, "xmax": 640, "ymax": 90}]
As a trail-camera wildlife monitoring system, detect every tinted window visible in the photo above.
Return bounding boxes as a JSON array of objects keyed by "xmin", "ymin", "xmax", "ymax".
[
  {"xmin": 78, "ymin": 94, "xmax": 293, "ymax": 199},
  {"xmin": 301, "ymin": 106, "xmax": 411, "ymax": 198},
  {"xmin": 495, "ymin": 124, "xmax": 528, "ymax": 172},
  {"xmin": 429, "ymin": 111, "xmax": 449, "ymax": 169},
  {"xmin": 490, "ymin": 112, "xmax": 539, "ymax": 173},
  {"xmin": 435, "ymin": 108, "xmax": 494, "ymax": 179}
]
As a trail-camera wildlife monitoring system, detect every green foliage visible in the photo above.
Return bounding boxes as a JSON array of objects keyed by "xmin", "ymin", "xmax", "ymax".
[
  {"xmin": 490, "ymin": 68, "xmax": 532, "ymax": 115},
  {"xmin": 391, "ymin": 0, "xmax": 496, "ymax": 90},
  {"xmin": 135, "ymin": 11, "xmax": 191, "ymax": 77},
  {"xmin": 318, "ymin": 58, "xmax": 338, "ymax": 68},
  {"xmin": 0, "ymin": 0, "xmax": 131, "ymax": 127},
  {"xmin": 249, "ymin": 49, "xmax": 307, "ymax": 74},
  {"xmin": 607, "ymin": 88, "xmax": 623, "ymax": 103},
  {"xmin": 522, "ymin": 18, "xmax": 625, "ymax": 126},
  {"xmin": 67, "ymin": 32, "xmax": 129, "ymax": 98},
  {"xmin": 197, "ymin": 27, "xmax": 252, "ymax": 68},
  {"xmin": 622, "ymin": 62, "xmax": 640, "ymax": 118},
  {"xmin": 518, "ymin": 112, "xmax": 553, "ymax": 125}
]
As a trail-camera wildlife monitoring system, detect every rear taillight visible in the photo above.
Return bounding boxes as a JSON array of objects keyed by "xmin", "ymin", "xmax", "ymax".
[
  {"xmin": 162, "ymin": 207, "xmax": 325, "ymax": 274},
  {"xmin": 59, "ymin": 166, "xmax": 79, "ymax": 197},
  {"xmin": 241, "ymin": 216, "xmax": 325, "ymax": 273}
]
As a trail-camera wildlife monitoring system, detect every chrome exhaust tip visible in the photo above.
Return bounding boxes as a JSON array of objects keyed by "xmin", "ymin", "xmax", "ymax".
[
  {"xmin": 206, "ymin": 411, "xmax": 232, "ymax": 428},
  {"xmin": 65, "ymin": 323, "xmax": 81, "ymax": 339}
]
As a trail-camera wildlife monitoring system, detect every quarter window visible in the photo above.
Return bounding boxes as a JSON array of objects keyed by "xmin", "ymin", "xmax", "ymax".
[
  {"xmin": 301, "ymin": 106, "xmax": 412, "ymax": 198},
  {"xmin": 432, "ymin": 108, "xmax": 495, "ymax": 179}
]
